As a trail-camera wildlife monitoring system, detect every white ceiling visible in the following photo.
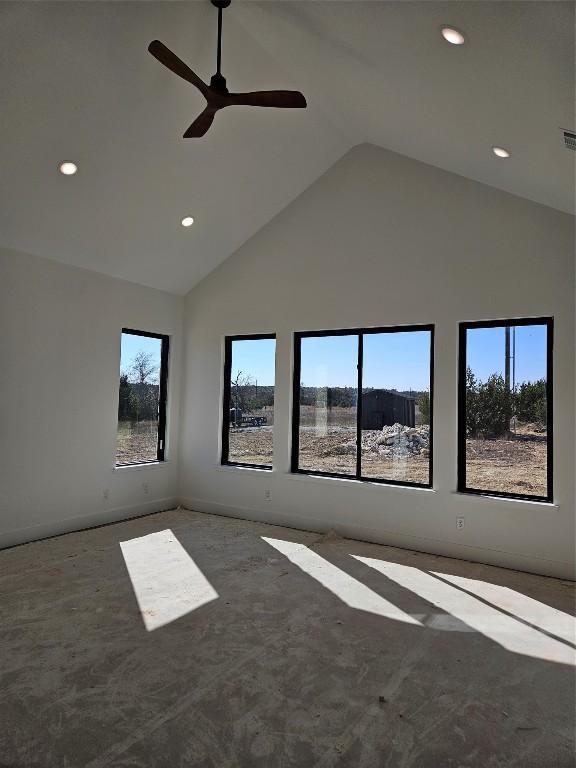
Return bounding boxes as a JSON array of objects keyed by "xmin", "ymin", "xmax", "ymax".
[{"xmin": 1, "ymin": 2, "xmax": 573, "ymax": 295}]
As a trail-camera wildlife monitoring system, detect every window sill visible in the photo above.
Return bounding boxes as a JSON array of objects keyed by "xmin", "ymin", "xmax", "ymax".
[
  {"xmin": 216, "ymin": 464, "xmax": 276, "ymax": 474},
  {"xmin": 113, "ymin": 461, "xmax": 169, "ymax": 472},
  {"xmin": 285, "ymin": 471, "xmax": 435, "ymax": 492},
  {"xmin": 452, "ymin": 491, "xmax": 558, "ymax": 508}
]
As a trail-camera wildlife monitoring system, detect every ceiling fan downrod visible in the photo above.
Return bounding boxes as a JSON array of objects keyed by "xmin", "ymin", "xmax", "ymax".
[{"xmin": 210, "ymin": 0, "xmax": 231, "ymax": 93}]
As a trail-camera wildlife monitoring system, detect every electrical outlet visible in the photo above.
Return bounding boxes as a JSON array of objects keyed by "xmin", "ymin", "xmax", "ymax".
[
  {"xmin": 456, "ymin": 517, "xmax": 465, "ymax": 531},
  {"xmin": 142, "ymin": 482, "xmax": 149, "ymax": 495},
  {"xmin": 264, "ymin": 489, "xmax": 271, "ymax": 502}
]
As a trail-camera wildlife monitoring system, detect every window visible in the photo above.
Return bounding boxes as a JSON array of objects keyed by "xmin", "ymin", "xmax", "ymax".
[
  {"xmin": 458, "ymin": 318, "xmax": 553, "ymax": 502},
  {"xmin": 221, "ymin": 335, "xmax": 276, "ymax": 468},
  {"xmin": 292, "ymin": 326, "xmax": 433, "ymax": 487},
  {"xmin": 116, "ymin": 329, "xmax": 169, "ymax": 466}
]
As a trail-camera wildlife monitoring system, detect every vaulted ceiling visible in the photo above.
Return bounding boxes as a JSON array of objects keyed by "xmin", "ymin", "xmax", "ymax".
[{"xmin": 1, "ymin": 2, "xmax": 573, "ymax": 295}]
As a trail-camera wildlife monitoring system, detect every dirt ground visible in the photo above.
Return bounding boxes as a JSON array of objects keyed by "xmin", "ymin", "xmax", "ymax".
[
  {"xmin": 228, "ymin": 426, "xmax": 429, "ymax": 483},
  {"xmin": 465, "ymin": 434, "xmax": 547, "ymax": 496},
  {"xmin": 116, "ymin": 420, "xmax": 158, "ymax": 465},
  {"xmin": 297, "ymin": 427, "xmax": 430, "ymax": 484},
  {"xmin": 229, "ymin": 423, "xmax": 548, "ymax": 495},
  {"xmin": 229, "ymin": 427, "xmax": 274, "ymax": 465}
]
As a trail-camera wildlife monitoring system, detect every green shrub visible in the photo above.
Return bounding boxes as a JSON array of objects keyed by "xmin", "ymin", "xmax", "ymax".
[
  {"xmin": 515, "ymin": 379, "xmax": 547, "ymax": 425},
  {"xmin": 476, "ymin": 373, "xmax": 511, "ymax": 437},
  {"xmin": 465, "ymin": 368, "xmax": 480, "ymax": 437},
  {"xmin": 465, "ymin": 367, "xmax": 546, "ymax": 438},
  {"xmin": 418, "ymin": 391, "xmax": 430, "ymax": 425}
]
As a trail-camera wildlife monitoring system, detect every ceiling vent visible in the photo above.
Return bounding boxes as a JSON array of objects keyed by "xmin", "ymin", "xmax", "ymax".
[{"xmin": 563, "ymin": 130, "xmax": 576, "ymax": 150}]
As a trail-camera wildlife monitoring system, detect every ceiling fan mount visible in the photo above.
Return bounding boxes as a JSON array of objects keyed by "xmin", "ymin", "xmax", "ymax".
[
  {"xmin": 208, "ymin": 0, "xmax": 231, "ymax": 93},
  {"xmin": 148, "ymin": 0, "xmax": 307, "ymax": 137}
]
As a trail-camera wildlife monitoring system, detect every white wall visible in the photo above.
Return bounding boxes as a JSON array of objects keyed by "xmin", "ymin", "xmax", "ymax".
[
  {"xmin": 2, "ymin": 145, "xmax": 573, "ymax": 578},
  {"xmin": 179, "ymin": 144, "xmax": 575, "ymax": 579},
  {"xmin": 0, "ymin": 248, "xmax": 184, "ymax": 547}
]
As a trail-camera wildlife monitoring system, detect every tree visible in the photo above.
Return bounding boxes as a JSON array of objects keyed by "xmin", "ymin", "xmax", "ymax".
[
  {"xmin": 465, "ymin": 367, "xmax": 479, "ymax": 437},
  {"xmin": 231, "ymin": 371, "xmax": 257, "ymax": 416},
  {"xmin": 465, "ymin": 367, "xmax": 532, "ymax": 438},
  {"xmin": 466, "ymin": 370, "xmax": 509, "ymax": 438},
  {"xmin": 128, "ymin": 351, "xmax": 159, "ymax": 423},
  {"xmin": 118, "ymin": 373, "xmax": 133, "ymax": 421},
  {"xmin": 476, "ymin": 373, "xmax": 510, "ymax": 437},
  {"xmin": 418, "ymin": 391, "xmax": 430, "ymax": 425},
  {"xmin": 131, "ymin": 351, "xmax": 158, "ymax": 385},
  {"xmin": 515, "ymin": 379, "xmax": 547, "ymax": 426}
]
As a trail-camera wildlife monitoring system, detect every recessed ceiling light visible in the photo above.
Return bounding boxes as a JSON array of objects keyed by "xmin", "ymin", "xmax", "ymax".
[
  {"xmin": 492, "ymin": 146, "xmax": 511, "ymax": 158},
  {"xmin": 441, "ymin": 27, "xmax": 466, "ymax": 45},
  {"xmin": 59, "ymin": 161, "xmax": 77, "ymax": 175},
  {"xmin": 181, "ymin": 216, "xmax": 194, "ymax": 227}
]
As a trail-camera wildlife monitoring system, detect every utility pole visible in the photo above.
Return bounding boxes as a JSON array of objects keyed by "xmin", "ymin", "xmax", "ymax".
[
  {"xmin": 505, "ymin": 326, "xmax": 511, "ymax": 391},
  {"xmin": 505, "ymin": 326, "xmax": 512, "ymax": 436}
]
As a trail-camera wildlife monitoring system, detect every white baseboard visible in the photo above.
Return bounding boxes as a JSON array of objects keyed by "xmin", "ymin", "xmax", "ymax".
[
  {"xmin": 3, "ymin": 494, "xmax": 573, "ymax": 581},
  {"xmin": 0, "ymin": 497, "xmax": 178, "ymax": 550},
  {"xmin": 179, "ymin": 496, "xmax": 575, "ymax": 581}
]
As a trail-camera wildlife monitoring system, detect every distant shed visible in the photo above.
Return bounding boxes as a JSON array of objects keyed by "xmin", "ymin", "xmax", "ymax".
[{"xmin": 361, "ymin": 390, "xmax": 416, "ymax": 429}]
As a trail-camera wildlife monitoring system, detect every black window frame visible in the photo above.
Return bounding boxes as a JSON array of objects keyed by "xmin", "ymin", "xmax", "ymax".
[
  {"xmin": 291, "ymin": 324, "xmax": 435, "ymax": 488},
  {"xmin": 457, "ymin": 317, "xmax": 553, "ymax": 503},
  {"xmin": 117, "ymin": 328, "xmax": 170, "ymax": 466},
  {"xmin": 221, "ymin": 333, "xmax": 276, "ymax": 470}
]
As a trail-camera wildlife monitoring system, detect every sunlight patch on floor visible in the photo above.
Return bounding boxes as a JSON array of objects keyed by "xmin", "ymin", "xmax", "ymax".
[
  {"xmin": 432, "ymin": 570, "xmax": 576, "ymax": 647},
  {"xmin": 120, "ymin": 529, "xmax": 218, "ymax": 631},
  {"xmin": 262, "ymin": 537, "xmax": 421, "ymax": 625},
  {"xmin": 355, "ymin": 556, "xmax": 576, "ymax": 666}
]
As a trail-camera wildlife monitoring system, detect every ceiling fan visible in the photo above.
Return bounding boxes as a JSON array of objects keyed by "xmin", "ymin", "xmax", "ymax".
[{"xmin": 148, "ymin": 0, "xmax": 307, "ymax": 138}]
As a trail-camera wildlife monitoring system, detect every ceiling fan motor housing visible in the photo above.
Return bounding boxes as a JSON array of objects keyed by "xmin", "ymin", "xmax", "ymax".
[{"xmin": 210, "ymin": 73, "xmax": 228, "ymax": 93}]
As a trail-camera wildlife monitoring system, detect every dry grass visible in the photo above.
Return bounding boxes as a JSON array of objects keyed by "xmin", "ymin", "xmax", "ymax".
[
  {"xmin": 116, "ymin": 420, "xmax": 158, "ymax": 465},
  {"xmin": 227, "ymin": 414, "xmax": 548, "ymax": 495},
  {"xmin": 298, "ymin": 405, "xmax": 356, "ymax": 427},
  {"xmin": 228, "ymin": 424, "xmax": 429, "ymax": 483},
  {"xmin": 121, "ymin": 410, "xmax": 547, "ymax": 494},
  {"xmin": 465, "ymin": 436, "xmax": 547, "ymax": 496},
  {"xmin": 228, "ymin": 427, "xmax": 273, "ymax": 465},
  {"xmin": 297, "ymin": 427, "xmax": 430, "ymax": 483}
]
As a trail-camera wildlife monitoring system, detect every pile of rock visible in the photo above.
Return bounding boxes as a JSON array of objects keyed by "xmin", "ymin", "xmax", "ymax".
[{"xmin": 362, "ymin": 423, "xmax": 430, "ymax": 458}]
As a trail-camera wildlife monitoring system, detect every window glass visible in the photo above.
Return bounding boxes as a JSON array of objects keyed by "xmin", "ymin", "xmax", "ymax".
[
  {"xmin": 117, "ymin": 331, "xmax": 168, "ymax": 466},
  {"xmin": 460, "ymin": 320, "xmax": 551, "ymax": 500},
  {"xmin": 223, "ymin": 336, "xmax": 275, "ymax": 468},
  {"xmin": 297, "ymin": 335, "xmax": 358, "ymax": 476},
  {"xmin": 362, "ymin": 330, "xmax": 432, "ymax": 484}
]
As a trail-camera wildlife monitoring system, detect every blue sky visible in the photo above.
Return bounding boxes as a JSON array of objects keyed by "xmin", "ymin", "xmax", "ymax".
[
  {"xmin": 121, "ymin": 333, "xmax": 161, "ymax": 382},
  {"xmin": 231, "ymin": 338, "xmax": 276, "ymax": 385},
  {"xmin": 230, "ymin": 332, "xmax": 432, "ymax": 390},
  {"xmin": 300, "ymin": 332, "xmax": 431, "ymax": 390},
  {"xmin": 467, "ymin": 325, "xmax": 547, "ymax": 384},
  {"xmin": 229, "ymin": 325, "xmax": 547, "ymax": 391}
]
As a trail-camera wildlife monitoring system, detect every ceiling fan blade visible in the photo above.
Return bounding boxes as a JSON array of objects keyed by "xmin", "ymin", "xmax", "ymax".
[
  {"xmin": 183, "ymin": 106, "xmax": 218, "ymax": 138},
  {"xmin": 226, "ymin": 90, "xmax": 307, "ymax": 109},
  {"xmin": 148, "ymin": 40, "xmax": 209, "ymax": 97}
]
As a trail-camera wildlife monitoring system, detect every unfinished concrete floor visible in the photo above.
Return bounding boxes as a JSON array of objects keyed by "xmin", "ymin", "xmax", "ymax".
[{"xmin": 0, "ymin": 508, "xmax": 574, "ymax": 767}]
